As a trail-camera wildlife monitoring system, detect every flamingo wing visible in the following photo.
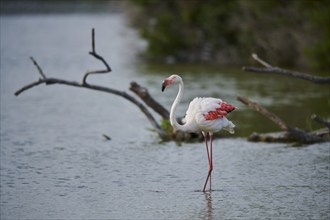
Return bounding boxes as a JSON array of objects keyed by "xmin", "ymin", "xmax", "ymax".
[
  {"xmin": 184, "ymin": 97, "xmax": 236, "ymax": 133},
  {"xmin": 185, "ymin": 97, "xmax": 235, "ymax": 120},
  {"xmin": 202, "ymin": 99, "xmax": 236, "ymax": 120}
]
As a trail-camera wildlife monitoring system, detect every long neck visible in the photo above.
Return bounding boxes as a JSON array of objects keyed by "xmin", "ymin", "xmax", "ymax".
[{"xmin": 170, "ymin": 80, "xmax": 189, "ymax": 132}]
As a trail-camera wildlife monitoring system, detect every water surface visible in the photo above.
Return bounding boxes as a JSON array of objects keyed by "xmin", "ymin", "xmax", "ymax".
[{"xmin": 1, "ymin": 13, "xmax": 329, "ymax": 219}]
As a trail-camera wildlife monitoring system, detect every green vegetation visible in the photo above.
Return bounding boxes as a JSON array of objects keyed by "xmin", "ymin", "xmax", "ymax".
[
  {"xmin": 128, "ymin": 0, "xmax": 329, "ymax": 70},
  {"xmin": 160, "ymin": 119, "xmax": 172, "ymax": 136}
]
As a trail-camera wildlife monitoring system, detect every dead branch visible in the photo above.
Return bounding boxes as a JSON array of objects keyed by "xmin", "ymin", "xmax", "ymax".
[
  {"xmin": 15, "ymin": 75, "xmax": 166, "ymax": 138},
  {"xmin": 30, "ymin": 56, "xmax": 46, "ymax": 79},
  {"xmin": 237, "ymin": 95, "xmax": 327, "ymax": 143},
  {"xmin": 15, "ymin": 29, "xmax": 167, "ymax": 140},
  {"xmin": 242, "ymin": 53, "xmax": 330, "ymax": 84},
  {"xmin": 311, "ymin": 114, "xmax": 330, "ymax": 129},
  {"xmin": 82, "ymin": 28, "xmax": 111, "ymax": 84},
  {"xmin": 237, "ymin": 96, "xmax": 288, "ymax": 130},
  {"xmin": 248, "ymin": 127, "xmax": 329, "ymax": 143},
  {"xmin": 130, "ymin": 81, "xmax": 169, "ymax": 119}
]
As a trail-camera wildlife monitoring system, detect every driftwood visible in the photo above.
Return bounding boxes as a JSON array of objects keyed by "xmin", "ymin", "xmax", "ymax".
[
  {"xmin": 15, "ymin": 28, "xmax": 167, "ymax": 140},
  {"xmin": 237, "ymin": 96, "xmax": 329, "ymax": 143},
  {"xmin": 248, "ymin": 128, "xmax": 329, "ymax": 143},
  {"xmin": 239, "ymin": 53, "xmax": 329, "ymax": 143},
  {"xmin": 311, "ymin": 114, "xmax": 330, "ymax": 129},
  {"xmin": 243, "ymin": 53, "xmax": 330, "ymax": 84},
  {"xmin": 237, "ymin": 96, "xmax": 288, "ymax": 130},
  {"xmin": 130, "ymin": 82, "xmax": 169, "ymax": 119}
]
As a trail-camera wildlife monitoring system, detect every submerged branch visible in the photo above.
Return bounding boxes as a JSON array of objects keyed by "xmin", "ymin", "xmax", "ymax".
[{"xmin": 237, "ymin": 95, "xmax": 328, "ymax": 143}]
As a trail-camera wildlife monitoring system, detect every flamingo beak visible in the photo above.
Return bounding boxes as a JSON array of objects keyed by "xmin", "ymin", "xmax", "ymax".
[{"xmin": 161, "ymin": 81, "xmax": 166, "ymax": 92}]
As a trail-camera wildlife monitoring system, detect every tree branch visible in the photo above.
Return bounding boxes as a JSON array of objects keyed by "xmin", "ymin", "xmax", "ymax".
[
  {"xmin": 242, "ymin": 53, "xmax": 330, "ymax": 84},
  {"xmin": 15, "ymin": 76, "xmax": 166, "ymax": 139},
  {"xmin": 237, "ymin": 96, "xmax": 288, "ymax": 130},
  {"xmin": 82, "ymin": 28, "xmax": 111, "ymax": 84},
  {"xmin": 311, "ymin": 114, "xmax": 330, "ymax": 129},
  {"xmin": 15, "ymin": 28, "xmax": 167, "ymax": 140},
  {"xmin": 251, "ymin": 53, "xmax": 271, "ymax": 68},
  {"xmin": 30, "ymin": 56, "xmax": 46, "ymax": 79},
  {"xmin": 237, "ymin": 95, "xmax": 327, "ymax": 143},
  {"xmin": 130, "ymin": 81, "xmax": 170, "ymax": 119}
]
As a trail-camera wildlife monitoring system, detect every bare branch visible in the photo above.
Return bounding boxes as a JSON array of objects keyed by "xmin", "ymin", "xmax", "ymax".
[
  {"xmin": 130, "ymin": 81, "xmax": 170, "ymax": 119},
  {"xmin": 249, "ymin": 128, "xmax": 329, "ymax": 143},
  {"xmin": 82, "ymin": 28, "xmax": 111, "ymax": 84},
  {"xmin": 311, "ymin": 114, "xmax": 330, "ymax": 129},
  {"xmin": 243, "ymin": 53, "xmax": 330, "ymax": 84},
  {"xmin": 30, "ymin": 56, "xmax": 46, "ymax": 79},
  {"xmin": 237, "ymin": 95, "xmax": 326, "ymax": 143},
  {"xmin": 15, "ymin": 28, "xmax": 167, "ymax": 139},
  {"xmin": 15, "ymin": 28, "xmax": 177, "ymax": 141},
  {"xmin": 15, "ymin": 76, "xmax": 167, "ymax": 139},
  {"xmin": 251, "ymin": 53, "xmax": 271, "ymax": 68},
  {"xmin": 237, "ymin": 95, "xmax": 288, "ymax": 130},
  {"xmin": 91, "ymin": 27, "xmax": 96, "ymax": 53},
  {"xmin": 15, "ymin": 78, "xmax": 45, "ymax": 96}
]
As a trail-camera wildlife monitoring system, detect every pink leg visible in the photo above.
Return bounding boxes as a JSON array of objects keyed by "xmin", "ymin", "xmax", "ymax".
[
  {"xmin": 209, "ymin": 133, "xmax": 213, "ymax": 191},
  {"xmin": 202, "ymin": 132, "xmax": 211, "ymax": 164},
  {"xmin": 202, "ymin": 132, "xmax": 213, "ymax": 192}
]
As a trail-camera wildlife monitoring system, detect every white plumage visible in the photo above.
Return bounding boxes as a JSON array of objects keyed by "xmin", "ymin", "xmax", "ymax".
[
  {"xmin": 184, "ymin": 97, "xmax": 235, "ymax": 133},
  {"xmin": 162, "ymin": 74, "xmax": 236, "ymax": 192}
]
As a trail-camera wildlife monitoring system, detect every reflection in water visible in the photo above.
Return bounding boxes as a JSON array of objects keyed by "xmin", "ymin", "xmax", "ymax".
[{"xmin": 203, "ymin": 192, "xmax": 213, "ymax": 220}]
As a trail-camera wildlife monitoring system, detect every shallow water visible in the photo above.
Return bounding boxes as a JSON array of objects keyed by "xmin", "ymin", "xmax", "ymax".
[{"xmin": 1, "ymin": 12, "xmax": 329, "ymax": 219}]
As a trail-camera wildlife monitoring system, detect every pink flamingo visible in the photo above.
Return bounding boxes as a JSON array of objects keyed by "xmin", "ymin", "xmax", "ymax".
[{"xmin": 162, "ymin": 74, "xmax": 236, "ymax": 192}]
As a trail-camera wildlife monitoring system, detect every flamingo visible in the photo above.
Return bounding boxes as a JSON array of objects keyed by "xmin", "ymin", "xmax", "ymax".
[{"xmin": 161, "ymin": 74, "xmax": 236, "ymax": 192}]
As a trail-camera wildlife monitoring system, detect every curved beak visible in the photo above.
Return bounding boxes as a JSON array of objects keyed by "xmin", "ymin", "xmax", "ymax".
[{"xmin": 161, "ymin": 81, "xmax": 166, "ymax": 92}]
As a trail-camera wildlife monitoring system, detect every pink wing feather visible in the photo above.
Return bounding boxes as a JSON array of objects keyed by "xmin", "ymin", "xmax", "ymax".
[
  {"xmin": 203, "ymin": 101, "xmax": 236, "ymax": 120},
  {"xmin": 183, "ymin": 97, "xmax": 236, "ymax": 133}
]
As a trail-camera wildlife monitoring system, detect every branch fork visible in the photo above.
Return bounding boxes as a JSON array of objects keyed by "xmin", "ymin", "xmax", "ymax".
[{"xmin": 82, "ymin": 28, "xmax": 111, "ymax": 85}]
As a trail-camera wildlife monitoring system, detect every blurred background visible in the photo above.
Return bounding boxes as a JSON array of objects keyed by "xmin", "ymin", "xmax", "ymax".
[
  {"xmin": 2, "ymin": 0, "xmax": 330, "ymax": 69},
  {"xmin": 1, "ymin": 0, "xmax": 329, "ymax": 219},
  {"xmin": 127, "ymin": 0, "xmax": 330, "ymax": 70},
  {"xmin": 2, "ymin": 0, "xmax": 328, "ymax": 135}
]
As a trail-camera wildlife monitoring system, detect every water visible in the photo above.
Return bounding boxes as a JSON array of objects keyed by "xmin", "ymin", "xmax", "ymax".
[{"xmin": 1, "ymin": 12, "xmax": 329, "ymax": 219}]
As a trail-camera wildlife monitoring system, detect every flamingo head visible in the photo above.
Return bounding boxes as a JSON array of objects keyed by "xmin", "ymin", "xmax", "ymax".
[{"xmin": 162, "ymin": 74, "xmax": 181, "ymax": 92}]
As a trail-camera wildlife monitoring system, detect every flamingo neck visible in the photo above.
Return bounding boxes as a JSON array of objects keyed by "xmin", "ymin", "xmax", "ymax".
[{"xmin": 170, "ymin": 80, "xmax": 189, "ymax": 132}]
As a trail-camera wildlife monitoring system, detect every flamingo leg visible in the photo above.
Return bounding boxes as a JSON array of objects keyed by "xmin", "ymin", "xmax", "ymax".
[
  {"xmin": 209, "ymin": 133, "xmax": 213, "ymax": 191},
  {"xmin": 202, "ymin": 132, "xmax": 213, "ymax": 192},
  {"xmin": 202, "ymin": 132, "xmax": 211, "ymax": 165}
]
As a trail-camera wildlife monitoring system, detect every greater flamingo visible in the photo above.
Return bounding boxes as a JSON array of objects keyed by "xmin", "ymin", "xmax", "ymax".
[{"xmin": 162, "ymin": 74, "xmax": 236, "ymax": 192}]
